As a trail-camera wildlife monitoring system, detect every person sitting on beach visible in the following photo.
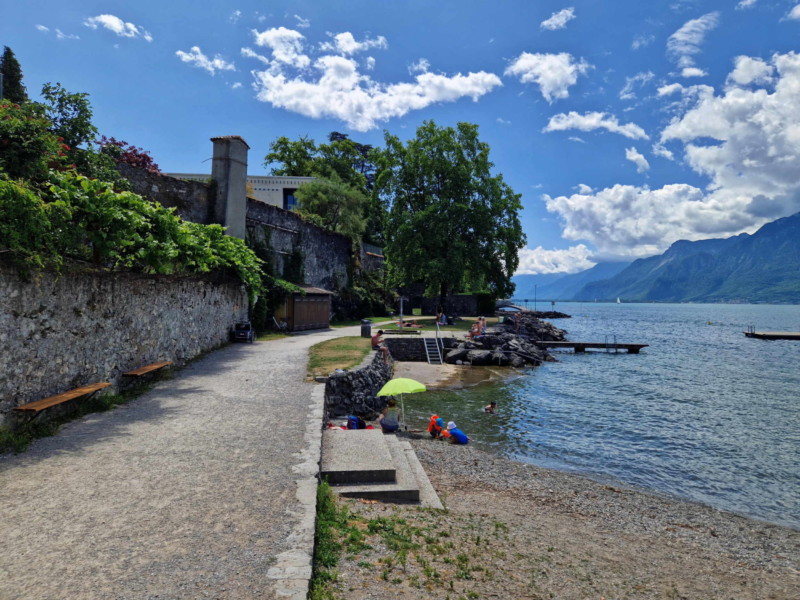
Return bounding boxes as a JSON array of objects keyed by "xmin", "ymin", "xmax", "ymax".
[
  {"xmin": 427, "ymin": 415, "xmax": 445, "ymax": 438},
  {"xmin": 479, "ymin": 317, "xmax": 487, "ymax": 335},
  {"xmin": 467, "ymin": 321, "xmax": 480, "ymax": 339},
  {"xmin": 378, "ymin": 398, "xmax": 400, "ymax": 433},
  {"xmin": 445, "ymin": 421, "xmax": 469, "ymax": 444},
  {"xmin": 484, "ymin": 401, "xmax": 497, "ymax": 414}
]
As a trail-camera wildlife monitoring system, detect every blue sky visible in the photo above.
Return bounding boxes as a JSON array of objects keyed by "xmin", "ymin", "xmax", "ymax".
[{"xmin": 4, "ymin": 1, "xmax": 800, "ymax": 274}]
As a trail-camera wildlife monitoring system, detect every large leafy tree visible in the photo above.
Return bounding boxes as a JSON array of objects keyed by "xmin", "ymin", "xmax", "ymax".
[
  {"xmin": 0, "ymin": 46, "xmax": 27, "ymax": 103},
  {"xmin": 294, "ymin": 178, "xmax": 367, "ymax": 242},
  {"xmin": 379, "ymin": 120, "xmax": 525, "ymax": 301}
]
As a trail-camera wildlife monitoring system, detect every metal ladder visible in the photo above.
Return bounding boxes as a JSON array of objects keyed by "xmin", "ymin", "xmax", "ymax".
[
  {"xmin": 424, "ymin": 337, "xmax": 443, "ymax": 364},
  {"xmin": 604, "ymin": 334, "xmax": 619, "ymax": 353}
]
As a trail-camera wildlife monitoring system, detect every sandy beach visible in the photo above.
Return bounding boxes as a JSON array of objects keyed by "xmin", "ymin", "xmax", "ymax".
[{"xmin": 325, "ymin": 361, "xmax": 799, "ymax": 599}]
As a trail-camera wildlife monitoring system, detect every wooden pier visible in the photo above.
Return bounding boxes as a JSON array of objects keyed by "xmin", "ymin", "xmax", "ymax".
[
  {"xmin": 538, "ymin": 341, "xmax": 648, "ymax": 354},
  {"xmin": 744, "ymin": 330, "xmax": 800, "ymax": 341}
]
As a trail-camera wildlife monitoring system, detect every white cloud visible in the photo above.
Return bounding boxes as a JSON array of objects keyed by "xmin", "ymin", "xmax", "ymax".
[
  {"xmin": 84, "ymin": 14, "xmax": 152, "ymax": 42},
  {"xmin": 175, "ymin": 46, "xmax": 236, "ymax": 75},
  {"xmin": 409, "ymin": 58, "xmax": 430, "ymax": 75},
  {"xmin": 568, "ymin": 136, "xmax": 586, "ymax": 143},
  {"xmin": 788, "ymin": 6, "xmax": 800, "ymax": 20},
  {"xmin": 681, "ymin": 67, "xmax": 707, "ymax": 78},
  {"xmin": 252, "ymin": 27, "xmax": 311, "ymax": 68},
  {"xmin": 365, "ymin": 56, "xmax": 376, "ymax": 70},
  {"xmin": 632, "ymin": 33, "xmax": 654, "ymax": 50},
  {"xmin": 516, "ymin": 244, "xmax": 595, "ymax": 275},
  {"xmin": 619, "ymin": 71, "xmax": 654, "ymax": 100},
  {"xmin": 252, "ymin": 54, "xmax": 501, "ymax": 131},
  {"xmin": 35, "ymin": 24, "xmax": 49, "ymax": 33},
  {"xmin": 320, "ymin": 32, "xmax": 387, "ymax": 55},
  {"xmin": 504, "ymin": 52, "xmax": 591, "ymax": 102},
  {"xmin": 294, "ymin": 15, "xmax": 311, "ymax": 29},
  {"xmin": 230, "ymin": 10, "xmax": 242, "ymax": 24},
  {"xmin": 576, "ymin": 184, "xmax": 593, "ymax": 194},
  {"xmin": 737, "ymin": 0, "xmax": 757, "ymax": 9},
  {"xmin": 231, "ymin": 82, "xmax": 243, "ymax": 89},
  {"xmin": 241, "ymin": 47, "xmax": 271, "ymax": 65},
  {"xmin": 625, "ymin": 147, "xmax": 650, "ymax": 173},
  {"xmin": 497, "ymin": 117, "xmax": 511, "ymax": 125},
  {"xmin": 726, "ymin": 55, "xmax": 774, "ymax": 87},
  {"xmin": 545, "ymin": 52, "xmax": 800, "ymax": 259},
  {"xmin": 56, "ymin": 29, "xmax": 80, "ymax": 41},
  {"xmin": 667, "ymin": 12, "xmax": 719, "ymax": 70},
  {"xmin": 658, "ymin": 82, "xmax": 684, "ymax": 96},
  {"xmin": 544, "ymin": 111, "xmax": 649, "ymax": 140},
  {"xmin": 540, "ymin": 8, "xmax": 576, "ymax": 31}
]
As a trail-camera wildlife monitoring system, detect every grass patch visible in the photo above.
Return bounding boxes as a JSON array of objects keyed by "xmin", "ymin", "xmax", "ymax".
[
  {"xmin": 256, "ymin": 331, "xmax": 289, "ymax": 342},
  {"xmin": 307, "ymin": 336, "xmax": 372, "ymax": 379}
]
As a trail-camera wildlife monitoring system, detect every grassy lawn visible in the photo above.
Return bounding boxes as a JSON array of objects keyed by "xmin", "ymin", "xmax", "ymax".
[{"xmin": 307, "ymin": 336, "xmax": 372, "ymax": 379}]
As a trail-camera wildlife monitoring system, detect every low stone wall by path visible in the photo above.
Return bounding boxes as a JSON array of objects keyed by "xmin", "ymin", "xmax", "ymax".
[
  {"xmin": 0, "ymin": 263, "xmax": 247, "ymax": 426},
  {"xmin": 384, "ymin": 337, "xmax": 458, "ymax": 362},
  {"xmin": 324, "ymin": 352, "xmax": 392, "ymax": 420}
]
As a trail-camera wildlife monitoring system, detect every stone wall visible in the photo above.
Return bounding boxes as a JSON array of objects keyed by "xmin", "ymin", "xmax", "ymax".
[
  {"xmin": 384, "ymin": 337, "xmax": 458, "ymax": 362},
  {"xmin": 0, "ymin": 263, "xmax": 247, "ymax": 426},
  {"xmin": 324, "ymin": 352, "xmax": 392, "ymax": 420},
  {"xmin": 118, "ymin": 163, "xmax": 213, "ymax": 225},
  {"xmin": 246, "ymin": 199, "xmax": 352, "ymax": 291}
]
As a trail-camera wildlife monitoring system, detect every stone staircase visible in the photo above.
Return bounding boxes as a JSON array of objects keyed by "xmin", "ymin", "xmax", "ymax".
[{"xmin": 320, "ymin": 429, "xmax": 443, "ymax": 509}]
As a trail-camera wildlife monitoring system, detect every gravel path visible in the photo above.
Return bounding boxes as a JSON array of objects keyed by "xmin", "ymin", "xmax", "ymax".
[{"xmin": 0, "ymin": 327, "xmax": 357, "ymax": 600}]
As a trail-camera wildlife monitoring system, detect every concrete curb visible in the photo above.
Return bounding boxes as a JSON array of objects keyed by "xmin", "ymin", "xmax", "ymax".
[{"xmin": 267, "ymin": 384, "xmax": 325, "ymax": 598}]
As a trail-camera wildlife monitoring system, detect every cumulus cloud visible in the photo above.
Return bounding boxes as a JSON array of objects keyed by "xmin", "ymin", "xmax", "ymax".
[
  {"xmin": 726, "ymin": 55, "xmax": 774, "ymax": 87},
  {"xmin": 320, "ymin": 32, "xmax": 387, "ymax": 55},
  {"xmin": 84, "ymin": 14, "xmax": 152, "ymax": 42},
  {"xmin": 788, "ymin": 5, "xmax": 800, "ymax": 20},
  {"xmin": 246, "ymin": 28, "xmax": 501, "ymax": 131},
  {"xmin": 545, "ymin": 52, "xmax": 800, "ymax": 259},
  {"xmin": 625, "ymin": 147, "xmax": 650, "ymax": 172},
  {"xmin": 540, "ymin": 8, "xmax": 575, "ymax": 31},
  {"xmin": 295, "ymin": 15, "xmax": 311, "ymax": 29},
  {"xmin": 504, "ymin": 52, "xmax": 591, "ymax": 102},
  {"xmin": 737, "ymin": 0, "xmax": 757, "ymax": 9},
  {"xmin": 409, "ymin": 58, "xmax": 430, "ymax": 75},
  {"xmin": 619, "ymin": 71, "xmax": 654, "ymax": 100},
  {"xmin": 252, "ymin": 27, "xmax": 310, "ymax": 68},
  {"xmin": 544, "ymin": 111, "xmax": 649, "ymax": 140},
  {"xmin": 516, "ymin": 244, "xmax": 595, "ymax": 274},
  {"xmin": 365, "ymin": 56, "xmax": 376, "ymax": 70},
  {"xmin": 175, "ymin": 46, "xmax": 236, "ymax": 75},
  {"xmin": 681, "ymin": 67, "xmax": 707, "ymax": 78},
  {"xmin": 667, "ymin": 12, "xmax": 719, "ymax": 71}
]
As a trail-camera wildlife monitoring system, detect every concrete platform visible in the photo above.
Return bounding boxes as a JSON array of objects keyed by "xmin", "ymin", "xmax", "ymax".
[{"xmin": 320, "ymin": 428, "xmax": 395, "ymax": 484}]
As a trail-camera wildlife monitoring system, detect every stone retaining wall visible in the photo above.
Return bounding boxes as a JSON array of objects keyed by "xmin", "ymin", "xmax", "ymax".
[
  {"xmin": 118, "ymin": 163, "xmax": 213, "ymax": 225},
  {"xmin": 0, "ymin": 263, "xmax": 247, "ymax": 426},
  {"xmin": 324, "ymin": 352, "xmax": 392, "ymax": 420},
  {"xmin": 384, "ymin": 337, "xmax": 458, "ymax": 362}
]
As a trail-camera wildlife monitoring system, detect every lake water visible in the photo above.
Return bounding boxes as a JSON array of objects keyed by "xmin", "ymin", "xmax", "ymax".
[{"xmin": 404, "ymin": 303, "xmax": 800, "ymax": 530}]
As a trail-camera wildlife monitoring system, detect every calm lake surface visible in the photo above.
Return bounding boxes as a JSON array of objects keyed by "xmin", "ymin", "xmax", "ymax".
[{"xmin": 404, "ymin": 303, "xmax": 800, "ymax": 530}]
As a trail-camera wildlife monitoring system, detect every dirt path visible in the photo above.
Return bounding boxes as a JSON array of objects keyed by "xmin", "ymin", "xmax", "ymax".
[{"xmin": 0, "ymin": 328, "xmax": 356, "ymax": 600}]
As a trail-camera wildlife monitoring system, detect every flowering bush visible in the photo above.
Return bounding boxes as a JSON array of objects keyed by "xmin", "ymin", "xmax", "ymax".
[{"xmin": 96, "ymin": 136, "xmax": 161, "ymax": 174}]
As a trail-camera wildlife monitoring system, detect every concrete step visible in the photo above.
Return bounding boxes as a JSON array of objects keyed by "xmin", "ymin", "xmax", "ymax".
[
  {"xmin": 320, "ymin": 429, "xmax": 395, "ymax": 485},
  {"xmin": 399, "ymin": 441, "xmax": 444, "ymax": 510},
  {"xmin": 333, "ymin": 434, "xmax": 420, "ymax": 503}
]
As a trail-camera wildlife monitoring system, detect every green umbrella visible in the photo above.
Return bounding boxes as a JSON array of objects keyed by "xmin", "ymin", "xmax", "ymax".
[{"xmin": 376, "ymin": 378, "xmax": 427, "ymax": 430}]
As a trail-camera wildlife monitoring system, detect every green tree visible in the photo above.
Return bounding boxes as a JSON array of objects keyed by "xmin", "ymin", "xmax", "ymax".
[
  {"xmin": 40, "ymin": 82, "xmax": 97, "ymax": 150},
  {"xmin": 379, "ymin": 120, "xmax": 525, "ymax": 301},
  {"xmin": 0, "ymin": 101, "xmax": 63, "ymax": 181},
  {"xmin": 294, "ymin": 178, "xmax": 367, "ymax": 242},
  {"xmin": 0, "ymin": 46, "xmax": 27, "ymax": 103}
]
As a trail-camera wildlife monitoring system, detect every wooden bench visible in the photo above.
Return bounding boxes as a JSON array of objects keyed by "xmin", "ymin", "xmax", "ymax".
[
  {"xmin": 14, "ymin": 382, "xmax": 112, "ymax": 421},
  {"xmin": 122, "ymin": 361, "xmax": 173, "ymax": 378}
]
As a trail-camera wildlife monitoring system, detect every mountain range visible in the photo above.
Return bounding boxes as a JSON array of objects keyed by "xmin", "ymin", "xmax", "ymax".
[{"xmin": 512, "ymin": 212, "xmax": 800, "ymax": 304}]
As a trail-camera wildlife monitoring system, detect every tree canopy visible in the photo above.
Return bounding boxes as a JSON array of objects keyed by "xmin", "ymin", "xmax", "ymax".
[
  {"xmin": 379, "ymin": 120, "xmax": 525, "ymax": 300},
  {"xmin": 1, "ymin": 46, "xmax": 27, "ymax": 103},
  {"xmin": 294, "ymin": 178, "xmax": 367, "ymax": 242}
]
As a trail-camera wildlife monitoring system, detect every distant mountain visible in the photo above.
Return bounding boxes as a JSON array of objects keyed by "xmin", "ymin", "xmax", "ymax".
[
  {"xmin": 575, "ymin": 212, "xmax": 800, "ymax": 303},
  {"xmin": 512, "ymin": 262, "xmax": 631, "ymax": 300}
]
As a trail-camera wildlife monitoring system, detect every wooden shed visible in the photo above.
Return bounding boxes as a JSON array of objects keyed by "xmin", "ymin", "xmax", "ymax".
[{"xmin": 277, "ymin": 286, "xmax": 333, "ymax": 331}]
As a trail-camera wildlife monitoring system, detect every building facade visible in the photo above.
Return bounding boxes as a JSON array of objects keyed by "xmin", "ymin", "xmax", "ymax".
[{"xmin": 167, "ymin": 173, "xmax": 315, "ymax": 210}]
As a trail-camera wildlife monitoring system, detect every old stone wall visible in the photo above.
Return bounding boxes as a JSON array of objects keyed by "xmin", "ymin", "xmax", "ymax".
[
  {"xmin": 246, "ymin": 199, "xmax": 352, "ymax": 291},
  {"xmin": 324, "ymin": 352, "xmax": 392, "ymax": 420},
  {"xmin": 118, "ymin": 163, "xmax": 213, "ymax": 225},
  {"xmin": 384, "ymin": 337, "xmax": 458, "ymax": 362},
  {"xmin": 0, "ymin": 263, "xmax": 247, "ymax": 426}
]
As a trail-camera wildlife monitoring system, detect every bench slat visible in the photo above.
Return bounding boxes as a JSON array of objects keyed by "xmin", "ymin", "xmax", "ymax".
[
  {"xmin": 122, "ymin": 361, "xmax": 173, "ymax": 377},
  {"xmin": 15, "ymin": 382, "xmax": 112, "ymax": 413}
]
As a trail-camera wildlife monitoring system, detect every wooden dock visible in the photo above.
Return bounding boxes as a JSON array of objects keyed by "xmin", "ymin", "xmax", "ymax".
[
  {"xmin": 744, "ymin": 331, "xmax": 800, "ymax": 341},
  {"xmin": 538, "ymin": 341, "xmax": 648, "ymax": 354}
]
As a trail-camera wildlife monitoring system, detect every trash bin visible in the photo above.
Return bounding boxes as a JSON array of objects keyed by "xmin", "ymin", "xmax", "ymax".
[{"xmin": 361, "ymin": 319, "xmax": 372, "ymax": 338}]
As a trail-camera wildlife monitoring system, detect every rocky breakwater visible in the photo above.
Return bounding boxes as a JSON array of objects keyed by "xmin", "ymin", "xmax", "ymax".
[{"xmin": 444, "ymin": 311, "xmax": 567, "ymax": 368}]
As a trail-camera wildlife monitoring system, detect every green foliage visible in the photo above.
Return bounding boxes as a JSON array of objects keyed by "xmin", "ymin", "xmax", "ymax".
[
  {"xmin": 295, "ymin": 178, "xmax": 367, "ymax": 242},
  {"xmin": 40, "ymin": 82, "xmax": 97, "ymax": 150},
  {"xmin": 1, "ymin": 46, "xmax": 28, "ymax": 103},
  {"xmin": 0, "ymin": 101, "xmax": 64, "ymax": 181},
  {"xmin": 379, "ymin": 120, "xmax": 525, "ymax": 301}
]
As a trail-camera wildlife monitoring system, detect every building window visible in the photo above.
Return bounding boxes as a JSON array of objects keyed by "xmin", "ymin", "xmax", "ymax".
[{"xmin": 283, "ymin": 188, "xmax": 298, "ymax": 211}]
